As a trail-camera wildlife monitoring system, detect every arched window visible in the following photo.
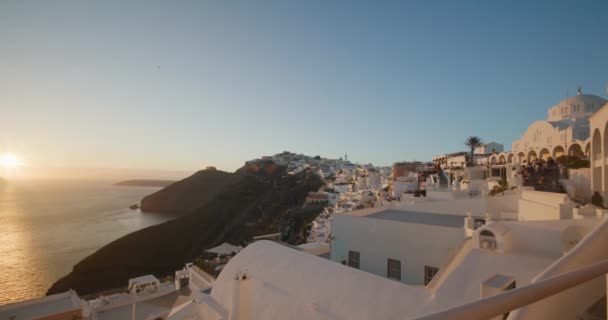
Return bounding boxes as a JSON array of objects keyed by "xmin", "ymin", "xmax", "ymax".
[{"xmin": 479, "ymin": 230, "xmax": 497, "ymax": 250}]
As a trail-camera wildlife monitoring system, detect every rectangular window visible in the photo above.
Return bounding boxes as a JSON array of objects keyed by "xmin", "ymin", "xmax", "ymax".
[
  {"xmin": 490, "ymin": 168, "xmax": 501, "ymax": 177},
  {"xmin": 348, "ymin": 251, "xmax": 360, "ymax": 269},
  {"xmin": 424, "ymin": 266, "xmax": 439, "ymax": 285},
  {"xmin": 387, "ymin": 258, "xmax": 401, "ymax": 280}
]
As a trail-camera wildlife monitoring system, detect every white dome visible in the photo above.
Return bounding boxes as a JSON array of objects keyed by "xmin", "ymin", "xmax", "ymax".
[
  {"xmin": 547, "ymin": 92, "xmax": 608, "ymax": 121},
  {"xmin": 556, "ymin": 94, "xmax": 607, "ymax": 108}
]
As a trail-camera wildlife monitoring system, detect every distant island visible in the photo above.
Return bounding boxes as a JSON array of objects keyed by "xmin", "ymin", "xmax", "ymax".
[{"xmin": 114, "ymin": 179, "xmax": 176, "ymax": 187}]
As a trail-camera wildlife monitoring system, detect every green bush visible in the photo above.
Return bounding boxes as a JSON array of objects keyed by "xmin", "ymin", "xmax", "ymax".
[{"xmin": 556, "ymin": 156, "xmax": 590, "ymax": 169}]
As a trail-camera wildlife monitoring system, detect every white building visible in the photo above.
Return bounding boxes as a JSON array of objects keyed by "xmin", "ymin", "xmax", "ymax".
[
  {"xmin": 329, "ymin": 187, "xmax": 523, "ymax": 284},
  {"xmin": 589, "ymin": 99, "xmax": 608, "ymax": 207},
  {"xmin": 432, "ymin": 152, "xmax": 468, "ymax": 169},
  {"xmin": 432, "ymin": 152, "xmax": 492, "ymax": 170},
  {"xmin": 330, "ymin": 207, "xmax": 467, "ymax": 285},
  {"xmin": 493, "ymin": 88, "xmax": 607, "ymax": 164},
  {"xmin": 392, "ymin": 173, "xmax": 419, "ymax": 197},
  {"xmin": 0, "ymin": 291, "xmax": 83, "ymax": 320},
  {"xmin": 127, "ymin": 275, "xmax": 160, "ymax": 297},
  {"xmin": 474, "ymin": 142, "xmax": 504, "ymax": 154}
]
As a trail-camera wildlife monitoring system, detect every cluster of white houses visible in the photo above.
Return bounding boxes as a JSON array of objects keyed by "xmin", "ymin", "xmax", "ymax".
[
  {"xmin": 4, "ymin": 88, "xmax": 608, "ymax": 320},
  {"xmin": 433, "ymin": 142, "xmax": 504, "ymax": 169}
]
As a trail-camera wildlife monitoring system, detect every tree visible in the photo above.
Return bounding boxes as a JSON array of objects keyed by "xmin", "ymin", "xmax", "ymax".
[{"xmin": 465, "ymin": 136, "xmax": 483, "ymax": 167}]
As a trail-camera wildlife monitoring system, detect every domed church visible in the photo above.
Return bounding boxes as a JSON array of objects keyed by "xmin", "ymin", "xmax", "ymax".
[{"xmin": 490, "ymin": 87, "xmax": 608, "ymax": 165}]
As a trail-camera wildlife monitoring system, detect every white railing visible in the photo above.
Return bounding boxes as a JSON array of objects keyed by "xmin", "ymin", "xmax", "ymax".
[{"xmin": 415, "ymin": 258, "xmax": 608, "ymax": 320}]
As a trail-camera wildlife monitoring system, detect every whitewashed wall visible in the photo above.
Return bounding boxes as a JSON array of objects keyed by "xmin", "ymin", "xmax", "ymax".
[
  {"xmin": 330, "ymin": 215, "xmax": 466, "ymax": 285},
  {"xmin": 508, "ymin": 218, "xmax": 605, "ymax": 320},
  {"xmin": 518, "ymin": 190, "xmax": 574, "ymax": 221}
]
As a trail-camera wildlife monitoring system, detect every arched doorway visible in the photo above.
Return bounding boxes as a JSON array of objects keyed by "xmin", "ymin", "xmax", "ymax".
[
  {"xmin": 552, "ymin": 146, "xmax": 565, "ymax": 159},
  {"xmin": 568, "ymin": 143, "xmax": 584, "ymax": 158},
  {"xmin": 490, "ymin": 155, "xmax": 497, "ymax": 164},
  {"xmin": 528, "ymin": 150, "xmax": 538, "ymax": 162},
  {"xmin": 540, "ymin": 148, "xmax": 551, "ymax": 161},
  {"xmin": 517, "ymin": 152, "xmax": 525, "ymax": 163},
  {"xmin": 507, "ymin": 154, "xmax": 514, "ymax": 163},
  {"xmin": 479, "ymin": 230, "xmax": 497, "ymax": 250},
  {"xmin": 498, "ymin": 155, "xmax": 506, "ymax": 164}
]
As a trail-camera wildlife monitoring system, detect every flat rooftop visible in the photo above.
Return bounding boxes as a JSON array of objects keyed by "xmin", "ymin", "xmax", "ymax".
[
  {"xmin": 365, "ymin": 210, "xmax": 468, "ymax": 228},
  {"xmin": 0, "ymin": 291, "xmax": 81, "ymax": 320},
  {"xmin": 95, "ymin": 287, "xmax": 192, "ymax": 320}
]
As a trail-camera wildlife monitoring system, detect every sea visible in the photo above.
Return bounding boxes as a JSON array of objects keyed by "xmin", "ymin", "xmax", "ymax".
[{"xmin": 0, "ymin": 179, "xmax": 175, "ymax": 305}]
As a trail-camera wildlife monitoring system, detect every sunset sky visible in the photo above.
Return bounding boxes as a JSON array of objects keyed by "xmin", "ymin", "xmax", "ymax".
[{"xmin": 2, "ymin": 1, "xmax": 607, "ymax": 178}]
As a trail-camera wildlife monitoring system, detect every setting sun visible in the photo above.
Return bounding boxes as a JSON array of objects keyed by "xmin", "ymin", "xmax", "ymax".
[{"xmin": 0, "ymin": 153, "xmax": 21, "ymax": 169}]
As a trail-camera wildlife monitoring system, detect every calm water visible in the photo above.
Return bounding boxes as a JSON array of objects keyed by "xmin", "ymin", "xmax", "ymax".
[{"xmin": 0, "ymin": 179, "xmax": 175, "ymax": 305}]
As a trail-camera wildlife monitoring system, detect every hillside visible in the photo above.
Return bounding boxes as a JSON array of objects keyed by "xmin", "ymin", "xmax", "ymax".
[
  {"xmin": 140, "ymin": 169, "xmax": 244, "ymax": 214},
  {"xmin": 114, "ymin": 179, "xmax": 176, "ymax": 187},
  {"xmin": 47, "ymin": 164, "xmax": 324, "ymax": 296}
]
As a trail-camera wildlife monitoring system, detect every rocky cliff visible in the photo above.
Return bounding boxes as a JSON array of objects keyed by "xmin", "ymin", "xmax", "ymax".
[
  {"xmin": 47, "ymin": 164, "xmax": 324, "ymax": 296},
  {"xmin": 140, "ymin": 170, "xmax": 244, "ymax": 214}
]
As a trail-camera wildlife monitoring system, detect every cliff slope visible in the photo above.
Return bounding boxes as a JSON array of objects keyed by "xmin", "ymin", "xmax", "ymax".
[
  {"xmin": 140, "ymin": 170, "xmax": 244, "ymax": 214},
  {"xmin": 47, "ymin": 165, "xmax": 323, "ymax": 296}
]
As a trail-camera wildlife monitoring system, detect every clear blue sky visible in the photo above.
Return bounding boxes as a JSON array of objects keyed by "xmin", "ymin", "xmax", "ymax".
[{"xmin": 1, "ymin": 0, "xmax": 607, "ymax": 175}]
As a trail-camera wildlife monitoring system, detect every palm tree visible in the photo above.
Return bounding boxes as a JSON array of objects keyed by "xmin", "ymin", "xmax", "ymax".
[{"xmin": 465, "ymin": 136, "xmax": 483, "ymax": 167}]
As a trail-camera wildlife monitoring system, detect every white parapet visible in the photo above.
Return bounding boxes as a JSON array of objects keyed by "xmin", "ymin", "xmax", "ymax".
[{"xmin": 518, "ymin": 190, "xmax": 574, "ymax": 221}]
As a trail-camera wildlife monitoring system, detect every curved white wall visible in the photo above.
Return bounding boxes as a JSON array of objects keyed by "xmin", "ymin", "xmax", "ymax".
[{"xmin": 507, "ymin": 217, "xmax": 607, "ymax": 320}]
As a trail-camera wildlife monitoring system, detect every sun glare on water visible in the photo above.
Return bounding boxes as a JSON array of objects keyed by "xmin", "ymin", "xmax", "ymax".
[{"xmin": 0, "ymin": 153, "xmax": 22, "ymax": 169}]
